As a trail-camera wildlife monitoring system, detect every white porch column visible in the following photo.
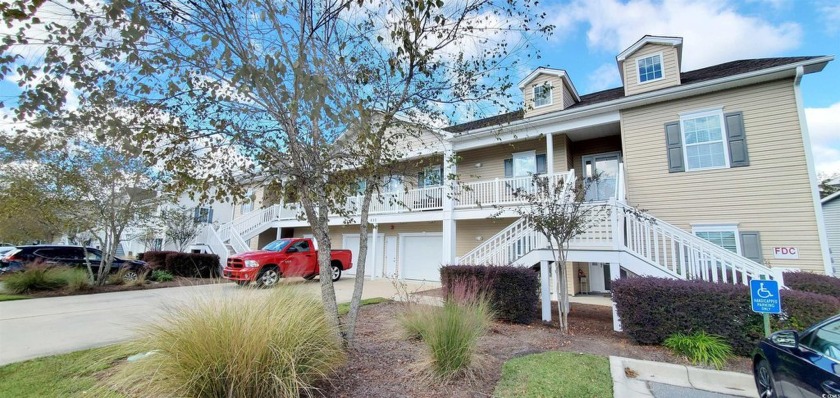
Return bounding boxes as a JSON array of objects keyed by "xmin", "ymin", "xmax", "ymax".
[
  {"xmin": 550, "ymin": 260, "xmax": 558, "ymax": 301},
  {"xmin": 540, "ymin": 260, "xmax": 551, "ymax": 322},
  {"xmin": 442, "ymin": 146, "xmax": 458, "ymax": 265},
  {"xmin": 546, "ymin": 133, "xmax": 554, "ymax": 176},
  {"xmin": 609, "ymin": 262, "xmax": 622, "ymax": 331},
  {"xmin": 371, "ymin": 223, "xmax": 379, "ymax": 279}
]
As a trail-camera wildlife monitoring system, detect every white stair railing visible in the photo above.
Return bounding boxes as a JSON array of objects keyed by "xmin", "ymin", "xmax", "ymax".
[
  {"xmin": 231, "ymin": 204, "xmax": 283, "ymax": 240},
  {"xmin": 197, "ymin": 224, "xmax": 230, "ymax": 266},
  {"xmin": 217, "ymin": 224, "xmax": 250, "ymax": 253}
]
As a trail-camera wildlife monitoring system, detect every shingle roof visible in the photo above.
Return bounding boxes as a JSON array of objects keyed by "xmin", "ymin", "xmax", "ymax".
[{"xmin": 445, "ymin": 56, "xmax": 823, "ymax": 134}]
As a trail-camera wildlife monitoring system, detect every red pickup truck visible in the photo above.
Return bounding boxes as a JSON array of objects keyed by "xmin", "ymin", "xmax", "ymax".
[{"xmin": 223, "ymin": 238, "xmax": 353, "ymax": 287}]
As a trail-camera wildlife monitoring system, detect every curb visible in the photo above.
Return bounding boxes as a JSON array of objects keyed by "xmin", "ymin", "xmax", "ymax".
[{"xmin": 609, "ymin": 356, "xmax": 757, "ymax": 398}]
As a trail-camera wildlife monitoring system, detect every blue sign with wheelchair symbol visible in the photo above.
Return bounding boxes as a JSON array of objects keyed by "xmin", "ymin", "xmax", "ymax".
[{"xmin": 750, "ymin": 279, "xmax": 781, "ymax": 314}]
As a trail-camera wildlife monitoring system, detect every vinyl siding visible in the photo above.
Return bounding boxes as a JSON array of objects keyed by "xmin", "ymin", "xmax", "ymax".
[
  {"xmin": 823, "ymin": 198, "xmax": 840, "ymax": 275},
  {"xmin": 456, "ymin": 136, "xmax": 570, "ymax": 182},
  {"xmin": 570, "ymin": 136, "xmax": 623, "ymax": 176},
  {"xmin": 232, "ymin": 187, "xmax": 266, "ymax": 219},
  {"xmin": 623, "ymin": 44, "xmax": 681, "ymax": 96},
  {"xmin": 621, "ymin": 78, "xmax": 823, "ymax": 272},
  {"xmin": 455, "ymin": 218, "xmax": 517, "ymax": 258},
  {"xmin": 523, "ymin": 74, "xmax": 566, "ymax": 117},
  {"xmin": 389, "ymin": 124, "xmax": 447, "ymax": 158},
  {"xmin": 563, "ymin": 85, "xmax": 577, "ymax": 109}
]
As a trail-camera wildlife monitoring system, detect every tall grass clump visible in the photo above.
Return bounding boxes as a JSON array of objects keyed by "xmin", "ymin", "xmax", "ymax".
[
  {"xmin": 664, "ymin": 331, "xmax": 732, "ymax": 369},
  {"xmin": 52, "ymin": 268, "xmax": 91, "ymax": 292},
  {"xmin": 1, "ymin": 264, "xmax": 66, "ymax": 294},
  {"xmin": 110, "ymin": 287, "xmax": 346, "ymax": 398},
  {"xmin": 423, "ymin": 299, "xmax": 493, "ymax": 381}
]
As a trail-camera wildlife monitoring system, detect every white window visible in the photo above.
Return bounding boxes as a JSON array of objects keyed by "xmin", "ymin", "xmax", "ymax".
[
  {"xmin": 533, "ymin": 84, "xmax": 552, "ymax": 107},
  {"xmin": 693, "ymin": 225, "xmax": 740, "ymax": 254},
  {"xmin": 195, "ymin": 207, "xmax": 213, "ymax": 223},
  {"xmin": 680, "ymin": 110, "xmax": 729, "ymax": 171},
  {"xmin": 382, "ymin": 175, "xmax": 403, "ymax": 193},
  {"xmin": 637, "ymin": 54, "xmax": 663, "ymax": 83},
  {"xmin": 419, "ymin": 165, "xmax": 443, "ymax": 188},
  {"xmin": 512, "ymin": 151, "xmax": 537, "ymax": 177},
  {"xmin": 240, "ymin": 190, "xmax": 255, "ymax": 214}
]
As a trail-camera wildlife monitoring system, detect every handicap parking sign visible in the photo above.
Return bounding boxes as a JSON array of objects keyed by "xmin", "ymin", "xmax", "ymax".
[{"xmin": 750, "ymin": 279, "xmax": 781, "ymax": 314}]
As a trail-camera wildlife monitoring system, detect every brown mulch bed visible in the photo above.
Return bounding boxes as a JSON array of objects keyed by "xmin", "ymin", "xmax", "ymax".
[
  {"xmin": 323, "ymin": 301, "xmax": 751, "ymax": 398},
  {"xmin": 20, "ymin": 277, "xmax": 227, "ymax": 298}
]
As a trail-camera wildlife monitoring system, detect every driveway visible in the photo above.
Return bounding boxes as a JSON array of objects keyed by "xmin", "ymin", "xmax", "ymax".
[{"xmin": 0, "ymin": 277, "xmax": 439, "ymax": 366}]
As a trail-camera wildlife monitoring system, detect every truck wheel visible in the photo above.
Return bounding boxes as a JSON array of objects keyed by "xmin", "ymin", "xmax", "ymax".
[
  {"xmin": 256, "ymin": 266, "xmax": 280, "ymax": 288},
  {"xmin": 331, "ymin": 265, "xmax": 342, "ymax": 282}
]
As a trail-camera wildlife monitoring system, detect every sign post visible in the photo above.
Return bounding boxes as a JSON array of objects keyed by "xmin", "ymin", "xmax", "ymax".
[{"xmin": 750, "ymin": 278, "xmax": 781, "ymax": 337}]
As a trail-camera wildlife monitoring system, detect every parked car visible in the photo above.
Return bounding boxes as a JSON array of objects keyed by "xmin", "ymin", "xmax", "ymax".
[
  {"xmin": 753, "ymin": 314, "xmax": 840, "ymax": 398},
  {"xmin": 0, "ymin": 245, "xmax": 147, "ymax": 280},
  {"xmin": 222, "ymin": 238, "xmax": 352, "ymax": 287}
]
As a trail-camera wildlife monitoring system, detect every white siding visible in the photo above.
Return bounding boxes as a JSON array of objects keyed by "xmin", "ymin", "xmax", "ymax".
[{"xmin": 823, "ymin": 197, "xmax": 840, "ymax": 276}]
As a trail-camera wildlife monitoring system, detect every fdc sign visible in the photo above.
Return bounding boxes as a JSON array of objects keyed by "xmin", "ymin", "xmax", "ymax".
[{"xmin": 750, "ymin": 279, "xmax": 781, "ymax": 314}]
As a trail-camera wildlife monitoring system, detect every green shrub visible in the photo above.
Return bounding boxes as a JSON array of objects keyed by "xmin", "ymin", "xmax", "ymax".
[
  {"xmin": 51, "ymin": 268, "xmax": 91, "ymax": 292},
  {"xmin": 664, "ymin": 331, "xmax": 732, "ymax": 369},
  {"xmin": 150, "ymin": 269, "xmax": 174, "ymax": 282},
  {"xmin": 440, "ymin": 265, "xmax": 539, "ymax": 324},
  {"xmin": 784, "ymin": 271, "xmax": 840, "ymax": 298},
  {"xmin": 164, "ymin": 252, "xmax": 220, "ymax": 278},
  {"xmin": 397, "ymin": 304, "xmax": 436, "ymax": 341},
  {"xmin": 111, "ymin": 287, "xmax": 346, "ymax": 397},
  {"xmin": 2, "ymin": 265, "xmax": 66, "ymax": 294}
]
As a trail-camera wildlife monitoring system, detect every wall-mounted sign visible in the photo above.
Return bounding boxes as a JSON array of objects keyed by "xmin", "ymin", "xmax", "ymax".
[{"xmin": 773, "ymin": 247, "xmax": 799, "ymax": 259}]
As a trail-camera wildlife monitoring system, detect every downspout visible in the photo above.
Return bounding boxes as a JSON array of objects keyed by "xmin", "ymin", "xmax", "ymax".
[{"xmin": 793, "ymin": 66, "xmax": 834, "ymax": 275}]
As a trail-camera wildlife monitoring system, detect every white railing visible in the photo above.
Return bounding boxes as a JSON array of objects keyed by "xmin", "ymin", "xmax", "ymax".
[
  {"xmin": 198, "ymin": 224, "xmax": 230, "ymax": 266},
  {"xmin": 338, "ymin": 185, "xmax": 445, "ymax": 215},
  {"xmin": 217, "ymin": 224, "xmax": 249, "ymax": 253},
  {"xmin": 458, "ymin": 201, "xmax": 780, "ymax": 286},
  {"xmin": 455, "ymin": 172, "xmax": 569, "ymax": 209},
  {"xmin": 232, "ymin": 204, "xmax": 284, "ymax": 239},
  {"xmin": 615, "ymin": 202, "xmax": 778, "ymax": 285}
]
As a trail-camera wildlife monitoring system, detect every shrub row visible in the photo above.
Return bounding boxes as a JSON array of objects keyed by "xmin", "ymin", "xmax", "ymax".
[
  {"xmin": 612, "ymin": 277, "xmax": 840, "ymax": 356},
  {"xmin": 440, "ymin": 265, "xmax": 539, "ymax": 324},
  {"xmin": 142, "ymin": 251, "xmax": 221, "ymax": 278},
  {"xmin": 784, "ymin": 271, "xmax": 840, "ymax": 298}
]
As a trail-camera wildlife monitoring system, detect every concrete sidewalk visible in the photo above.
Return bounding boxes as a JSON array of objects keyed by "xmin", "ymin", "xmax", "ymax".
[
  {"xmin": 0, "ymin": 277, "xmax": 437, "ymax": 366},
  {"xmin": 610, "ymin": 356, "xmax": 757, "ymax": 398}
]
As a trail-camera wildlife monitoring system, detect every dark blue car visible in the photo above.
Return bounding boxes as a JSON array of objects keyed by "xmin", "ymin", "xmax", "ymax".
[{"xmin": 753, "ymin": 314, "xmax": 840, "ymax": 398}]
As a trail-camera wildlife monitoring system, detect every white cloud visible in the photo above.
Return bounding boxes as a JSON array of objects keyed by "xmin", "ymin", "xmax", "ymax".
[
  {"xmin": 552, "ymin": 0, "xmax": 802, "ymax": 71},
  {"xmin": 805, "ymin": 102, "xmax": 840, "ymax": 175},
  {"xmin": 587, "ymin": 63, "xmax": 622, "ymax": 91},
  {"xmin": 818, "ymin": 0, "xmax": 840, "ymax": 34}
]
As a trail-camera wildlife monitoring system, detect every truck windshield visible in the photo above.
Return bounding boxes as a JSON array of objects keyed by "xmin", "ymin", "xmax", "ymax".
[{"xmin": 262, "ymin": 240, "xmax": 292, "ymax": 252}]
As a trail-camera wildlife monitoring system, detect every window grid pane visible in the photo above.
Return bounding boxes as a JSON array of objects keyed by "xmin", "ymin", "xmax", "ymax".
[
  {"xmin": 696, "ymin": 231, "xmax": 738, "ymax": 253},
  {"xmin": 682, "ymin": 113, "xmax": 727, "ymax": 170},
  {"xmin": 534, "ymin": 86, "xmax": 551, "ymax": 107},
  {"xmin": 638, "ymin": 55, "xmax": 663, "ymax": 82}
]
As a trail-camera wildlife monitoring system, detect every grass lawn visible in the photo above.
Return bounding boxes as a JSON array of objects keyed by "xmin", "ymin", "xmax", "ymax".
[
  {"xmin": 0, "ymin": 293, "xmax": 29, "ymax": 302},
  {"xmin": 494, "ymin": 351, "xmax": 613, "ymax": 398},
  {"xmin": 337, "ymin": 297, "xmax": 390, "ymax": 315},
  {"xmin": 0, "ymin": 345, "xmax": 133, "ymax": 398}
]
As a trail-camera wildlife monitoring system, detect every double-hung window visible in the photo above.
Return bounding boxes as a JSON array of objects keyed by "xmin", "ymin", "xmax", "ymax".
[
  {"xmin": 680, "ymin": 110, "xmax": 729, "ymax": 171},
  {"xmin": 693, "ymin": 225, "xmax": 741, "ymax": 254},
  {"xmin": 533, "ymin": 84, "xmax": 552, "ymax": 107},
  {"xmin": 637, "ymin": 54, "xmax": 663, "ymax": 83},
  {"xmin": 418, "ymin": 165, "xmax": 443, "ymax": 188}
]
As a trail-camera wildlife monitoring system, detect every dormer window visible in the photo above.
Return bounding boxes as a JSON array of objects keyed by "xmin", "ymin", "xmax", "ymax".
[
  {"xmin": 637, "ymin": 54, "xmax": 663, "ymax": 83},
  {"xmin": 533, "ymin": 84, "xmax": 552, "ymax": 107}
]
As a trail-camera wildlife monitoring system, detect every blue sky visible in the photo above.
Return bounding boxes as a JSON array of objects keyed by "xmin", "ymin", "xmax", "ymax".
[{"xmin": 510, "ymin": 0, "xmax": 840, "ymax": 174}]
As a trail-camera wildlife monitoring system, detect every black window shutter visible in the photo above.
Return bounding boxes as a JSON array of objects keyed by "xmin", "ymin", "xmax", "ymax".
[
  {"xmin": 504, "ymin": 158, "xmax": 513, "ymax": 178},
  {"xmin": 536, "ymin": 154, "xmax": 547, "ymax": 174},
  {"xmin": 208, "ymin": 208, "xmax": 214, "ymax": 223},
  {"xmin": 194, "ymin": 207, "xmax": 200, "ymax": 222},
  {"xmin": 740, "ymin": 231, "xmax": 763, "ymax": 263},
  {"xmin": 725, "ymin": 112, "xmax": 750, "ymax": 167},
  {"xmin": 664, "ymin": 121, "xmax": 684, "ymax": 173},
  {"xmin": 417, "ymin": 171, "xmax": 425, "ymax": 188}
]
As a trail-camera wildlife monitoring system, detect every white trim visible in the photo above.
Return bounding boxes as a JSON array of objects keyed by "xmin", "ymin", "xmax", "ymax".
[
  {"xmin": 533, "ymin": 84, "xmax": 553, "ymax": 108},
  {"xmin": 679, "ymin": 109, "xmax": 730, "ymax": 171},
  {"xmin": 692, "ymin": 224, "xmax": 742, "ymax": 255},
  {"xmin": 617, "ymin": 36, "xmax": 683, "ymax": 62},
  {"xmin": 794, "ymin": 66, "xmax": 834, "ymax": 275},
  {"xmin": 517, "ymin": 67, "xmax": 581, "ymax": 102},
  {"xmin": 636, "ymin": 52, "xmax": 665, "ymax": 85}
]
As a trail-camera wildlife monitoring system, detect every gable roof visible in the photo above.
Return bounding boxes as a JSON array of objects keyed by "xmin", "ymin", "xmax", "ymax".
[
  {"xmin": 445, "ymin": 56, "xmax": 826, "ymax": 134},
  {"xmin": 616, "ymin": 35, "xmax": 683, "ymax": 63},
  {"xmin": 517, "ymin": 67, "xmax": 581, "ymax": 102}
]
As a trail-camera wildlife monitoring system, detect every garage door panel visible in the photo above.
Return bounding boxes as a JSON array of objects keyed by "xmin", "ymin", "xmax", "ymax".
[
  {"xmin": 343, "ymin": 234, "xmax": 384, "ymax": 277},
  {"xmin": 401, "ymin": 235, "xmax": 443, "ymax": 281}
]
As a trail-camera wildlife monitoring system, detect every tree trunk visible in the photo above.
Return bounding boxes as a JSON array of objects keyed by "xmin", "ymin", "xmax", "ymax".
[
  {"xmin": 310, "ymin": 199, "xmax": 341, "ymax": 340},
  {"xmin": 344, "ymin": 181, "xmax": 375, "ymax": 344}
]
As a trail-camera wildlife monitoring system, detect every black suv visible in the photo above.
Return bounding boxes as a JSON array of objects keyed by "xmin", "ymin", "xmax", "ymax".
[{"xmin": 0, "ymin": 245, "xmax": 147, "ymax": 280}]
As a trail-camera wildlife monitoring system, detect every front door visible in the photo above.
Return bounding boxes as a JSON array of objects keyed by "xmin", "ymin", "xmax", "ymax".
[
  {"xmin": 583, "ymin": 152, "xmax": 621, "ymax": 201},
  {"xmin": 384, "ymin": 236, "xmax": 398, "ymax": 277},
  {"xmin": 588, "ymin": 262, "xmax": 611, "ymax": 292}
]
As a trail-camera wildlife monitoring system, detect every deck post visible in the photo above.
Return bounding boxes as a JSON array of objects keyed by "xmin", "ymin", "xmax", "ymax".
[
  {"xmin": 371, "ymin": 223, "xmax": 379, "ymax": 279},
  {"xmin": 540, "ymin": 259, "xmax": 551, "ymax": 322},
  {"xmin": 610, "ymin": 261, "xmax": 622, "ymax": 331},
  {"xmin": 442, "ymin": 146, "xmax": 457, "ymax": 266}
]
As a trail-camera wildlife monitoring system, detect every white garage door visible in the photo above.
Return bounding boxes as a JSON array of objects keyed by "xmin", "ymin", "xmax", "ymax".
[
  {"xmin": 401, "ymin": 234, "xmax": 443, "ymax": 281},
  {"xmin": 342, "ymin": 234, "xmax": 384, "ymax": 277}
]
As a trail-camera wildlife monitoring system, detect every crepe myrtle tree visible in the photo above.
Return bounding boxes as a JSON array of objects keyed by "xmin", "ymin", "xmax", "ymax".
[
  {"xmin": 160, "ymin": 205, "xmax": 201, "ymax": 252},
  {"xmin": 1, "ymin": 0, "xmax": 551, "ymax": 343},
  {"xmin": 492, "ymin": 173, "xmax": 605, "ymax": 334}
]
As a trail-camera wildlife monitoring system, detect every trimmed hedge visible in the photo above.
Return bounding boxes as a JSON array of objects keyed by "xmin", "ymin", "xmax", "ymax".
[
  {"xmin": 612, "ymin": 277, "xmax": 840, "ymax": 356},
  {"xmin": 164, "ymin": 253, "xmax": 221, "ymax": 278},
  {"xmin": 141, "ymin": 251, "xmax": 178, "ymax": 268},
  {"xmin": 784, "ymin": 271, "xmax": 840, "ymax": 298},
  {"xmin": 440, "ymin": 265, "xmax": 539, "ymax": 324}
]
